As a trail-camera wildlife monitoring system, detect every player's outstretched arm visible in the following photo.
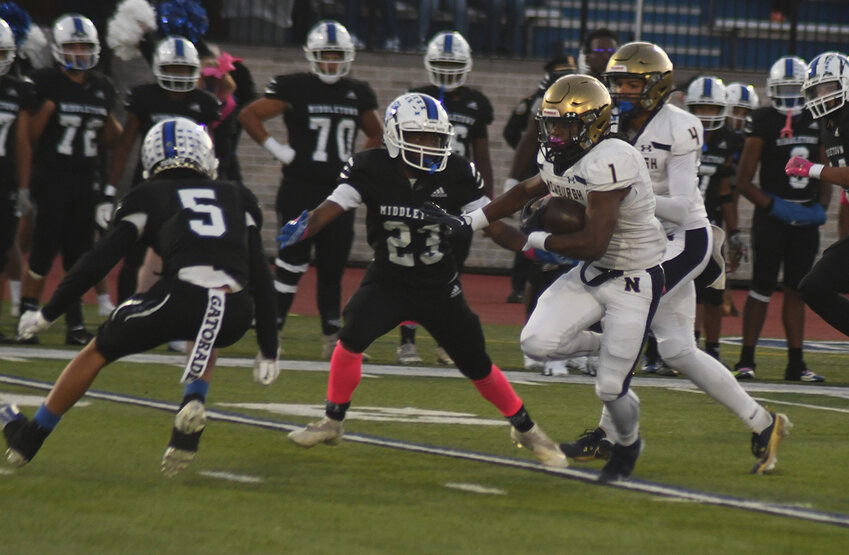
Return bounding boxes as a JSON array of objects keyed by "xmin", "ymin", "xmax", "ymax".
[
  {"xmin": 483, "ymin": 174, "xmax": 549, "ymax": 224},
  {"xmin": 277, "ymin": 200, "xmax": 346, "ymax": 249}
]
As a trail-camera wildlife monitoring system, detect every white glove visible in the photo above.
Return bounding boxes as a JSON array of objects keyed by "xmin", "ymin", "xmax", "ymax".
[
  {"xmin": 18, "ymin": 310, "xmax": 52, "ymax": 340},
  {"xmin": 262, "ymin": 137, "xmax": 296, "ymax": 165},
  {"xmin": 15, "ymin": 188, "xmax": 31, "ymax": 217},
  {"xmin": 252, "ymin": 353, "xmax": 279, "ymax": 385},
  {"xmin": 95, "ymin": 201, "xmax": 116, "ymax": 230}
]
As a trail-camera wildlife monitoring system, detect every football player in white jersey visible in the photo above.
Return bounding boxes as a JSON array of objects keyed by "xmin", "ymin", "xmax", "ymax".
[
  {"xmin": 445, "ymin": 74, "xmax": 667, "ymax": 482},
  {"xmin": 561, "ymin": 42, "xmax": 790, "ymax": 475}
]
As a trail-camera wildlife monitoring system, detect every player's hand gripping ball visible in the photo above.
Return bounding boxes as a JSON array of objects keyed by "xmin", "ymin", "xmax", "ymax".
[{"xmin": 521, "ymin": 195, "xmax": 586, "ymax": 234}]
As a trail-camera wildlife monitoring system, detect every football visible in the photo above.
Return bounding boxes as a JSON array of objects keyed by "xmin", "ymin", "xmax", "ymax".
[{"xmin": 541, "ymin": 196, "xmax": 586, "ymax": 234}]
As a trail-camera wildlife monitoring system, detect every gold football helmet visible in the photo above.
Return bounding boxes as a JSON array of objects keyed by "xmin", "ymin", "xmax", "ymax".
[
  {"xmin": 603, "ymin": 41, "xmax": 674, "ymax": 113},
  {"xmin": 536, "ymin": 74, "xmax": 612, "ymax": 165}
]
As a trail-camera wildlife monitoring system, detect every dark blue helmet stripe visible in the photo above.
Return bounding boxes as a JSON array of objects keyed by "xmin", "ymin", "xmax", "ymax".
[
  {"xmin": 703, "ymin": 78, "xmax": 712, "ymax": 98},
  {"xmin": 175, "ymin": 38, "xmax": 184, "ymax": 58},
  {"xmin": 444, "ymin": 33, "xmax": 453, "ymax": 53},
  {"xmin": 73, "ymin": 16, "xmax": 84, "ymax": 35},
  {"xmin": 809, "ymin": 55, "xmax": 819, "ymax": 77},
  {"xmin": 163, "ymin": 120, "xmax": 177, "ymax": 159},
  {"xmin": 421, "ymin": 94, "xmax": 438, "ymax": 119},
  {"xmin": 785, "ymin": 57, "xmax": 793, "ymax": 77},
  {"xmin": 741, "ymin": 87, "xmax": 749, "ymax": 101},
  {"xmin": 327, "ymin": 22, "xmax": 337, "ymax": 44}
]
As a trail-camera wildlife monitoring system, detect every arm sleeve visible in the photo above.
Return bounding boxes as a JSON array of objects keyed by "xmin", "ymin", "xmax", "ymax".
[
  {"xmin": 247, "ymin": 224, "xmax": 278, "ymax": 360},
  {"xmin": 41, "ymin": 222, "xmax": 138, "ymax": 321},
  {"xmin": 654, "ymin": 150, "xmax": 699, "ymax": 225}
]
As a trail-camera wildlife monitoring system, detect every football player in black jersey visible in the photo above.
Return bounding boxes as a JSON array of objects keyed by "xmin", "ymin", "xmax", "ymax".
[
  {"xmin": 394, "ymin": 31, "xmax": 495, "ymax": 365},
  {"xmin": 733, "ymin": 55, "xmax": 828, "ymax": 382},
  {"xmin": 239, "ymin": 20, "xmax": 383, "ymax": 360},
  {"xmin": 281, "ymin": 93, "xmax": 567, "ymax": 468},
  {"xmin": 108, "ymin": 35, "xmax": 220, "ymax": 302},
  {"xmin": 684, "ymin": 76, "xmax": 741, "ymax": 364},
  {"xmin": 18, "ymin": 14, "xmax": 122, "ymax": 346},
  {"xmin": 789, "ymin": 53, "xmax": 849, "ymax": 339},
  {"xmin": 0, "ymin": 19, "xmax": 35, "ymax": 340},
  {"xmin": 1, "ymin": 118, "xmax": 278, "ymax": 474}
]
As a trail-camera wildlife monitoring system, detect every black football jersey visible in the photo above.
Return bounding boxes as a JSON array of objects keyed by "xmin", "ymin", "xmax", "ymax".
[
  {"xmin": 819, "ymin": 109, "xmax": 849, "ymax": 203},
  {"xmin": 31, "ymin": 67, "xmax": 116, "ymax": 172},
  {"xmin": 114, "ymin": 178, "xmax": 262, "ymax": 285},
  {"xmin": 265, "ymin": 72, "xmax": 377, "ymax": 186},
  {"xmin": 0, "ymin": 74, "xmax": 37, "ymax": 189},
  {"xmin": 408, "ymin": 85, "xmax": 494, "ymax": 161},
  {"xmin": 125, "ymin": 83, "xmax": 220, "ymax": 138},
  {"xmin": 339, "ymin": 149, "xmax": 486, "ymax": 287},
  {"xmin": 698, "ymin": 125, "xmax": 738, "ymax": 226},
  {"xmin": 746, "ymin": 107, "xmax": 822, "ymax": 202}
]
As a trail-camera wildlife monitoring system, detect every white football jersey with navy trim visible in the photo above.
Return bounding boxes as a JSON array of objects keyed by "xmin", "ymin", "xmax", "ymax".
[{"xmin": 537, "ymin": 137, "xmax": 665, "ymax": 271}]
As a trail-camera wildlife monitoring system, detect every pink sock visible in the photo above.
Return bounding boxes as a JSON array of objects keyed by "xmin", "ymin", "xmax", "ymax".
[
  {"xmin": 473, "ymin": 365, "xmax": 523, "ymax": 417},
  {"xmin": 400, "ymin": 320, "xmax": 417, "ymax": 327},
  {"xmin": 327, "ymin": 341, "xmax": 363, "ymax": 405}
]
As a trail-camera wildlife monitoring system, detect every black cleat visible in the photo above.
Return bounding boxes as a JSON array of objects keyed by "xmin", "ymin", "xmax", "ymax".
[
  {"xmin": 751, "ymin": 412, "xmax": 792, "ymax": 475},
  {"xmin": 161, "ymin": 400, "xmax": 207, "ymax": 477},
  {"xmin": 559, "ymin": 427, "xmax": 613, "ymax": 462},
  {"xmin": 1, "ymin": 405, "xmax": 50, "ymax": 466},
  {"xmin": 598, "ymin": 436, "xmax": 643, "ymax": 483},
  {"xmin": 65, "ymin": 327, "xmax": 95, "ymax": 346},
  {"xmin": 505, "ymin": 290, "xmax": 525, "ymax": 304}
]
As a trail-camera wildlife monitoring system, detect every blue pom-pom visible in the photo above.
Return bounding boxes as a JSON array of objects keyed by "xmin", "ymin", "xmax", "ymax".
[
  {"xmin": 0, "ymin": 1, "xmax": 32, "ymax": 46},
  {"xmin": 156, "ymin": 0, "xmax": 208, "ymax": 43}
]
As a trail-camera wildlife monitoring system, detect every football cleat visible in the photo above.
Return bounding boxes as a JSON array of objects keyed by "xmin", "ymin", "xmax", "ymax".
[
  {"xmin": 1, "ymin": 405, "xmax": 49, "ymax": 467},
  {"xmin": 559, "ymin": 427, "xmax": 613, "ymax": 462},
  {"xmin": 599, "ymin": 436, "xmax": 643, "ymax": 482},
  {"xmin": 161, "ymin": 400, "xmax": 207, "ymax": 477},
  {"xmin": 542, "ymin": 359, "xmax": 569, "ymax": 377},
  {"xmin": 396, "ymin": 342, "xmax": 422, "ymax": 365},
  {"xmin": 785, "ymin": 364, "xmax": 825, "ymax": 382},
  {"xmin": 733, "ymin": 362, "xmax": 756, "ymax": 380},
  {"xmin": 511, "ymin": 424, "xmax": 568, "ymax": 467},
  {"xmin": 288, "ymin": 416, "xmax": 344, "ymax": 448},
  {"xmin": 321, "ymin": 332, "xmax": 339, "ymax": 360},
  {"xmin": 751, "ymin": 412, "xmax": 792, "ymax": 475},
  {"xmin": 523, "ymin": 355, "xmax": 544, "ymax": 372},
  {"xmin": 65, "ymin": 326, "xmax": 95, "ymax": 346},
  {"xmin": 434, "ymin": 346, "xmax": 454, "ymax": 366}
]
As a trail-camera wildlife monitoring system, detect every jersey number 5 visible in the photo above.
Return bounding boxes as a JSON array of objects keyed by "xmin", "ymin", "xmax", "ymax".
[{"xmin": 178, "ymin": 189, "xmax": 226, "ymax": 237}]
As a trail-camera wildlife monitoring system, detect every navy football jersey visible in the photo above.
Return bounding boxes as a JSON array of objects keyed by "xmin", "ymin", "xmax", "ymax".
[
  {"xmin": 408, "ymin": 85, "xmax": 494, "ymax": 160},
  {"xmin": 0, "ymin": 74, "xmax": 37, "ymax": 189},
  {"xmin": 338, "ymin": 149, "xmax": 486, "ymax": 287},
  {"xmin": 265, "ymin": 72, "xmax": 378, "ymax": 186},
  {"xmin": 31, "ymin": 67, "xmax": 116, "ymax": 172},
  {"xmin": 114, "ymin": 178, "xmax": 262, "ymax": 285},
  {"xmin": 698, "ymin": 125, "xmax": 738, "ymax": 226},
  {"xmin": 746, "ymin": 107, "xmax": 822, "ymax": 202},
  {"xmin": 125, "ymin": 83, "xmax": 220, "ymax": 139}
]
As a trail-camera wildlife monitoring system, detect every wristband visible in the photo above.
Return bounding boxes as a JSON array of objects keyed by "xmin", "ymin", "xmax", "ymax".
[
  {"xmin": 104, "ymin": 184, "xmax": 117, "ymax": 198},
  {"xmin": 262, "ymin": 136, "xmax": 296, "ymax": 164},
  {"xmin": 523, "ymin": 231, "xmax": 551, "ymax": 251},
  {"xmin": 466, "ymin": 208, "xmax": 490, "ymax": 231},
  {"xmin": 808, "ymin": 164, "xmax": 824, "ymax": 180}
]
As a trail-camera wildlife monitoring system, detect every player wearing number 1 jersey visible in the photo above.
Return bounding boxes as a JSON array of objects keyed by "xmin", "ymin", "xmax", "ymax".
[
  {"xmin": 19, "ymin": 14, "xmax": 122, "ymax": 346},
  {"xmin": 239, "ymin": 20, "xmax": 382, "ymax": 359},
  {"xmin": 1, "ymin": 118, "xmax": 278, "ymax": 474}
]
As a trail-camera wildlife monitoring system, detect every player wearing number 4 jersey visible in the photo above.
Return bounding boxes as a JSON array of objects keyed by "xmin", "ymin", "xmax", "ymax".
[
  {"xmin": 1, "ymin": 118, "xmax": 278, "ymax": 475},
  {"xmin": 239, "ymin": 20, "xmax": 383, "ymax": 359},
  {"xmin": 283, "ymin": 92, "xmax": 567, "ymax": 468},
  {"xmin": 19, "ymin": 14, "xmax": 122, "ymax": 345}
]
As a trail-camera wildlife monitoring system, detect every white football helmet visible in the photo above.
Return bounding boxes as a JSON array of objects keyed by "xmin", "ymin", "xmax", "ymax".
[
  {"xmin": 0, "ymin": 19, "xmax": 15, "ymax": 76},
  {"xmin": 52, "ymin": 13, "xmax": 100, "ymax": 71},
  {"xmin": 303, "ymin": 20, "xmax": 355, "ymax": 84},
  {"xmin": 141, "ymin": 117, "xmax": 218, "ymax": 180},
  {"xmin": 424, "ymin": 31, "xmax": 472, "ymax": 91},
  {"xmin": 684, "ymin": 76, "xmax": 728, "ymax": 131},
  {"xmin": 153, "ymin": 36, "xmax": 201, "ymax": 92},
  {"xmin": 767, "ymin": 55, "xmax": 807, "ymax": 114},
  {"xmin": 384, "ymin": 93, "xmax": 454, "ymax": 173},
  {"xmin": 802, "ymin": 52, "xmax": 849, "ymax": 119},
  {"xmin": 725, "ymin": 82, "xmax": 760, "ymax": 130}
]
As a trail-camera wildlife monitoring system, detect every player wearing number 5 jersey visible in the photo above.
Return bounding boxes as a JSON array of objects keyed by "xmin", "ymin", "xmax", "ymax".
[
  {"xmin": 19, "ymin": 14, "xmax": 122, "ymax": 345},
  {"xmin": 239, "ymin": 20, "xmax": 383, "ymax": 359},
  {"xmin": 1, "ymin": 118, "xmax": 278, "ymax": 474}
]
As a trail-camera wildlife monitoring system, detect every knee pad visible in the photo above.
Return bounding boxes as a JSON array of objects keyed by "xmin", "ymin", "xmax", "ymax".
[
  {"xmin": 657, "ymin": 332, "xmax": 697, "ymax": 363},
  {"xmin": 519, "ymin": 331, "xmax": 548, "ymax": 361},
  {"xmin": 594, "ymin": 370, "xmax": 629, "ymax": 402},
  {"xmin": 748, "ymin": 288, "xmax": 772, "ymax": 303}
]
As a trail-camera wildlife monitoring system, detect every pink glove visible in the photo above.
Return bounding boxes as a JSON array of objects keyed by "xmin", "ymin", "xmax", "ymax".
[{"xmin": 785, "ymin": 156, "xmax": 824, "ymax": 179}]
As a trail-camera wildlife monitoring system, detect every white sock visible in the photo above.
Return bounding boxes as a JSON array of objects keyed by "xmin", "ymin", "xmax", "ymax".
[
  {"xmin": 9, "ymin": 280, "xmax": 20, "ymax": 305},
  {"xmin": 98, "ymin": 293, "xmax": 113, "ymax": 308}
]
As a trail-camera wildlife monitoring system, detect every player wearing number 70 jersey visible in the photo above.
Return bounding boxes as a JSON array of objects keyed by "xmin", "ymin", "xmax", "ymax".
[
  {"xmin": 238, "ymin": 20, "xmax": 383, "ymax": 360},
  {"xmin": 2, "ymin": 117, "xmax": 278, "ymax": 475},
  {"xmin": 19, "ymin": 13, "xmax": 122, "ymax": 345}
]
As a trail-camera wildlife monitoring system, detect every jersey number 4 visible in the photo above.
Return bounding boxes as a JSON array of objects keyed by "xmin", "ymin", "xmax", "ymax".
[{"xmin": 178, "ymin": 189, "xmax": 226, "ymax": 237}]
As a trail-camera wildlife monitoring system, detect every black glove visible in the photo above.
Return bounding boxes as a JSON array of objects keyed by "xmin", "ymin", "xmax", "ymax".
[
  {"xmin": 519, "ymin": 194, "xmax": 551, "ymax": 234},
  {"xmin": 421, "ymin": 202, "xmax": 472, "ymax": 240}
]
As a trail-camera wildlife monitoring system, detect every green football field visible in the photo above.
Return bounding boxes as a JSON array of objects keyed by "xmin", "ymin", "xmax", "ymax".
[{"xmin": 1, "ymin": 311, "xmax": 849, "ymax": 553}]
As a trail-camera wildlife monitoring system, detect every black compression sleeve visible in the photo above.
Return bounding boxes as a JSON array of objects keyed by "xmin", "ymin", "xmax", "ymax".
[{"xmin": 247, "ymin": 227, "xmax": 278, "ymax": 359}]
